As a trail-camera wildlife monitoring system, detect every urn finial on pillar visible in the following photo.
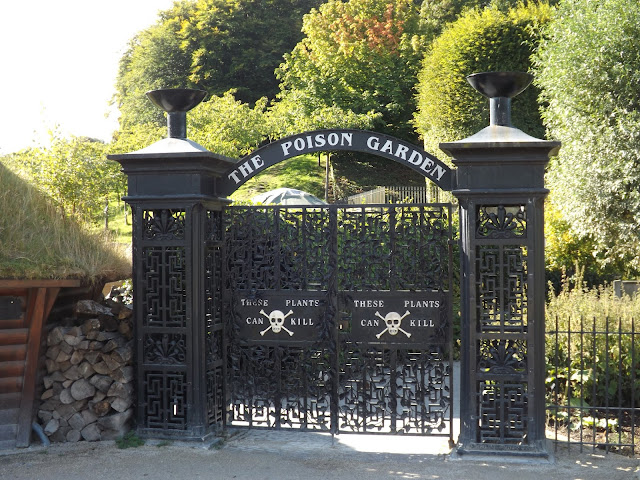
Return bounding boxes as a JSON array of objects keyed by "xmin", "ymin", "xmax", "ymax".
[
  {"xmin": 146, "ymin": 88, "xmax": 207, "ymax": 139},
  {"xmin": 466, "ymin": 71, "xmax": 533, "ymax": 128}
]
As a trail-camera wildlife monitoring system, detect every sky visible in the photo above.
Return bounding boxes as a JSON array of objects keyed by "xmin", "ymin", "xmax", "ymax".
[{"xmin": 0, "ymin": 0, "xmax": 178, "ymax": 154}]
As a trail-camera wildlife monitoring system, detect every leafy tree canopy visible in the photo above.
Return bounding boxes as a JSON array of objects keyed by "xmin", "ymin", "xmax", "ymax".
[
  {"xmin": 533, "ymin": 0, "xmax": 640, "ymax": 275},
  {"xmin": 417, "ymin": 0, "xmax": 492, "ymax": 46},
  {"xmin": 275, "ymin": 0, "xmax": 424, "ymax": 141},
  {"xmin": 414, "ymin": 2, "xmax": 553, "ymax": 157},
  {"xmin": 114, "ymin": 0, "xmax": 322, "ymax": 128}
]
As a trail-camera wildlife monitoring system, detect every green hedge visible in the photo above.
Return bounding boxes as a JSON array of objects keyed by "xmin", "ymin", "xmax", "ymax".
[{"xmin": 415, "ymin": 2, "xmax": 553, "ymax": 157}]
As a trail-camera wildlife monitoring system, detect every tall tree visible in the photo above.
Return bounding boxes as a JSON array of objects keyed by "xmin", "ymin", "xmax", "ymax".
[
  {"xmin": 534, "ymin": 0, "xmax": 640, "ymax": 275},
  {"xmin": 114, "ymin": 0, "xmax": 321, "ymax": 129},
  {"xmin": 275, "ymin": 0, "xmax": 424, "ymax": 141}
]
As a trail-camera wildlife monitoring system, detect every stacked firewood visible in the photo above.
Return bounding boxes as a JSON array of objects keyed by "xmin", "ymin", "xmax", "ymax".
[{"xmin": 37, "ymin": 292, "xmax": 134, "ymax": 442}]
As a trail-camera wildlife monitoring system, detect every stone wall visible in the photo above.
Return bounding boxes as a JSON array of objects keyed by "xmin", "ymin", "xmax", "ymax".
[{"xmin": 37, "ymin": 288, "xmax": 134, "ymax": 443}]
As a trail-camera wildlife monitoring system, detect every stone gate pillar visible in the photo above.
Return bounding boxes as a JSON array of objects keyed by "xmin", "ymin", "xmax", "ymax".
[
  {"xmin": 108, "ymin": 89, "xmax": 235, "ymax": 441},
  {"xmin": 440, "ymin": 72, "xmax": 560, "ymax": 458}
]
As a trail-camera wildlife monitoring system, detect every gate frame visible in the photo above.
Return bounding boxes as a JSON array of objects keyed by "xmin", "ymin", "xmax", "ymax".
[
  {"xmin": 222, "ymin": 202, "xmax": 455, "ymax": 437},
  {"xmin": 109, "ymin": 75, "xmax": 560, "ymax": 458}
]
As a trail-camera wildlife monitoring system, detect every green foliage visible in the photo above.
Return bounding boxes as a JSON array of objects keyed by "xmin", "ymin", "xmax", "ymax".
[
  {"xmin": 275, "ymin": 0, "xmax": 424, "ymax": 140},
  {"xmin": 0, "ymin": 163, "xmax": 130, "ymax": 281},
  {"xmin": 267, "ymin": 90, "xmax": 380, "ymax": 140},
  {"xmin": 5, "ymin": 135, "xmax": 125, "ymax": 223},
  {"xmin": 545, "ymin": 200, "xmax": 617, "ymax": 290},
  {"xmin": 546, "ymin": 269, "xmax": 640, "ymax": 410},
  {"xmin": 115, "ymin": 15, "xmax": 194, "ymax": 127},
  {"xmin": 417, "ymin": 0, "xmax": 492, "ymax": 46},
  {"xmin": 189, "ymin": 90, "xmax": 270, "ymax": 157},
  {"xmin": 115, "ymin": 431, "xmax": 145, "ymax": 449},
  {"xmin": 415, "ymin": 2, "xmax": 553, "ymax": 157},
  {"xmin": 115, "ymin": 0, "xmax": 321, "ymax": 128},
  {"xmin": 109, "ymin": 123, "xmax": 165, "ymax": 155},
  {"xmin": 533, "ymin": 0, "xmax": 640, "ymax": 276}
]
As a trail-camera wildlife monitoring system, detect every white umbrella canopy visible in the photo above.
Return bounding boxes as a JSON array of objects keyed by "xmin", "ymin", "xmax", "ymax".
[{"xmin": 251, "ymin": 188, "xmax": 327, "ymax": 206}]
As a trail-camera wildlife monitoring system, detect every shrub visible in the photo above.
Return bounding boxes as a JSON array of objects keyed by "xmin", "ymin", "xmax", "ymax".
[
  {"xmin": 534, "ymin": 0, "xmax": 640, "ymax": 276},
  {"xmin": 546, "ymin": 268, "xmax": 640, "ymax": 409},
  {"xmin": 415, "ymin": 2, "xmax": 553, "ymax": 157},
  {"xmin": 0, "ymin": 164, "xmax": 130, "ymax": 281}
]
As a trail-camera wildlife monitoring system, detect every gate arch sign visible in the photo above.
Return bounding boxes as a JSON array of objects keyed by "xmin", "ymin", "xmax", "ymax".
[{"xmin": 218, "ymin": 129, "xmax": 453, "ymax": 196}]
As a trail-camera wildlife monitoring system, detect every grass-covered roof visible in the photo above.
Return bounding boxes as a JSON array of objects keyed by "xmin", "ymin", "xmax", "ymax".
[{"xmin": 0, "ymin": 163, "xmax": 131, "ymax": 282}]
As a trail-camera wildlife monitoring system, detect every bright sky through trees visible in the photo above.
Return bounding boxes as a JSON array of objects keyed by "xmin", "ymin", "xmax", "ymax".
[{"xmin": 0, "ymin": 0, "xmax": 176, "ymax": 154}]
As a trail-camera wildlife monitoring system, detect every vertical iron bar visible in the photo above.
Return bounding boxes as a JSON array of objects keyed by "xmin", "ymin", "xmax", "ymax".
[
  {"xmin": 274, "ymin": 207, "xmax": 281, "ymax": 288},
  {"xmin": 329, "ymin": 206, "xmax": 339, "ymax": 435},
  {"xmin": 274, "ymin": 208, "xmax": 282, "ymax": 429},
  {"xmin": 632, "ymin": 317, "xmax": 636, "ymax": 454},
  {"xmin": 275, "ymin": 346, "xmax": 282, "ymax": 429},
  {"xmin": 579, "ymin": 316, "xmax": 585, "ymax": 449},
  {"xmin": 591, "ymin": 316, "xmax": 597, "ymax": 452},
  {"xmin": 605, "ymin": 316, "xmax": 610, "ymax": 452},
  {"xmin": 617, "ymin": 318, "xmax": 623, "ymax": 451},
  {"xmin": 554, "ymin": 314, "xmax": 559, "ymax": 451},
  {"xmin": 567, "ymin": 313, "xmax": 572, "ymax": 451},
  {"xmin": 390, "ymin": 348, "xmax": 397, "ymax": 433},
  {"xmin": 447, "ymin": 203, "xmax": 454, "ymax": 447},
  {"xmin": 388, "ymin": 204, "xmax": 397, "ymax": 433}
]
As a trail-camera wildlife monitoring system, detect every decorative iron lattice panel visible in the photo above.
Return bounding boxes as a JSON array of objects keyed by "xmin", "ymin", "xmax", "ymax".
[
  {"xmin": 477, "ymin": 380, "xmax": 528, "ymax": 444},
  {"xmin": 206, "ymin": 210, "xmax": 223, "ymax": 243},
  {"xmin": 143, "ymin": 333, "xmax": 187, "ymax": 365},
  {"xmin": 142, "ymin": 246, "xmax": 187, "ymax": 328},
  {"xmin": 143, "ymin": 209, "xmax": 186, "ymax": 241},
  {"xmin": 338, "ymin": 206, "xmax": 450, "ymax": 291},
  {"xmin": 476, "ymin": 205, "xmax": 527, "ymax": 239},
  {"xmin": 338, "ymin": 348, "xmax": 450, "ymax": 434},
  {"xmin": 227, "ymin": 345, "xmax": 332, "ymax": 430},
  {"xmin": 207, "ymin": 365, "xmax": 225, "ymax": 427},
  {"xmin": 225, "ymin": 206, "xmax": 331, "ymax": 291},
  {"xmin": 224, "ymin": 204, "xmax": 453, "ymax": 436},
  {"xmin": 477, "ymin": 338, "xmax": 527, "ymax": 377},
  {"xmin": 143, "ymin": 371, "xmax": 188, "ymax": 430},
  {"xmin": 205, "ymin": 245, "xmax": 223, "ymax": 361},
  {"xmin": 205, "ymin": 209, "xmax": 224, "ymax": 428},
  {"xmin": 471, "ymin": 203, "xmax": 532, "ymax": 447},
  {"xmin": 475, "ymin": 245, "xmax": 527, "ymax": 333}
]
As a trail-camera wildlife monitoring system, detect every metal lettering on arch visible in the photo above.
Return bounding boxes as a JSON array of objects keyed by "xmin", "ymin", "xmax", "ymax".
[
  {"xmin": 224, "ymin": 202, "xmax": 454, "ymax": 437},
  {"xmin": 218, "ymin": 129, "xmax": 454, "ymax": 196}
]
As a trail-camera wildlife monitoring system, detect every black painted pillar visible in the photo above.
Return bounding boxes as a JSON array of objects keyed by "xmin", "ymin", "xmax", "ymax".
[
  {"xmin": 441, "ymin": 72, "xmax": 560, "ymax": 458},
  {"xmin": 108, "ymin": 89, "xmax": 235, "ymax": 441}
]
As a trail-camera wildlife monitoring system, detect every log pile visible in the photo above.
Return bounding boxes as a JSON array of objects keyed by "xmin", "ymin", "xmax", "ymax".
[{"xmin": 37, "ymin": 292, "xmax": 134, "ymax": 443}]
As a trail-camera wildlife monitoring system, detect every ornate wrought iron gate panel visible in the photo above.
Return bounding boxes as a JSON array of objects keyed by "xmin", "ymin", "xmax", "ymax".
[{"xmin": 223, "ymin": 204, "xmax": 453, "ymax": 436}]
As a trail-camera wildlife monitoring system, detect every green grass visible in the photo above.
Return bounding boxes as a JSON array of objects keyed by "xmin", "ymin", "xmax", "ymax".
[
  {"xmin": 90, "ymin": 193, "xmax": 133, "ymax": 245},
  {"xmin": 231, "ymin": 154, "xmax": 327, "ymax": 203},
  {"xmin": 0, "ymin": 164, "xmax": 131, "ymax": 282},
  {"xmin": 115, "ymin": 431, "xmax": 145, "ymax": 449}
]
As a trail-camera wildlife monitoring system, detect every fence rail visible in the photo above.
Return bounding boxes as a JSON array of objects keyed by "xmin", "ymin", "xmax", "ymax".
[
  {"xmin": 345, "ymin": 186, "xmax": 432, "ymax": 205},
  {"xmin": 546, "ymin": 316, "xmax": 639, "ymax": 456}
]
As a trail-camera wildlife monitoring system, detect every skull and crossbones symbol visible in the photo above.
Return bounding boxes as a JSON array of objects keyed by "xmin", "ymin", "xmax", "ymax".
[
  {"xmin": 375, "ymin": 310, "xmax": 412, "ymax": 339},
  {"xmin": 259, "ymin": 309, "xmax": 295, "ymax": 336}
]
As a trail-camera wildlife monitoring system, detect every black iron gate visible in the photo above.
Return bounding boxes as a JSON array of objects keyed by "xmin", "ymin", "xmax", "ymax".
[{"xmin": 223, "ymin": 203, "xmax": 454, "ymax": 436}]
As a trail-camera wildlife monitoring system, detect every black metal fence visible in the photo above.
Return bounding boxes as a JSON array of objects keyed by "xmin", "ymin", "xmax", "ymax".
[
  {"xmin": 345, "ymin": 186, "xmax": 432, "ymax": 205},
  {"xmin": 546, "ymin": 316, "xmax": 640, "ymax": 456},
  {"xmin": 223, "ymin": 203, "xmax": 454, "ymax": 437}
]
